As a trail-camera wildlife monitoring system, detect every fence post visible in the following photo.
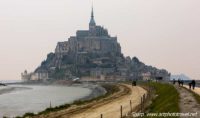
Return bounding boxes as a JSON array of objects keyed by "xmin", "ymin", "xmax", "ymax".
[
  {"xmin": 143, "ymin": 94, "xmax": 145, "ymax": 111},
  {"xmin": 50, "ymin": 101, "xmax": 52, "ymax": 108},
  {"xmin": 141, "ymin": 97, "xmax": 143, "ymax": 112},
  {"xmin": 143, "ymin": 94, "xmax": 145, "ymax": 102},
  {"xmin": 121, "ymin": 105, "xmax": 123, "ymax": 118},
  {"xmin": 130, "ymin": 100, "xmax": 132, "ymax": 112},
  {"xmin": 100, "ymin": 114, "xmax": 103, "ymax": 118},
  {"xmin": 149, "ymin": 87, "xmax": 151, "ymax": 98}
]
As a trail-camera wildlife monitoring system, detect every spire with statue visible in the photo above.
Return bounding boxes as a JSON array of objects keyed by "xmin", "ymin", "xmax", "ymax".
[{"xmin": 89, "ymin": 5, "xmax": 96, "ymax": 27}]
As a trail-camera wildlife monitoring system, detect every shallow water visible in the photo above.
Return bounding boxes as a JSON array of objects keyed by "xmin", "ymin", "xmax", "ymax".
[{"xmin": 0, "ymin": 85, "xmax": 92, "ymax": 117}]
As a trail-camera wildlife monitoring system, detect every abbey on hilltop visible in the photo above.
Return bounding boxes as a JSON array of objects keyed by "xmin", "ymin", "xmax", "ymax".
[
  {"xmin": 54, "ymin": 7, "xmax": 121, "ymax": 65},
  {"xmin": 21, "ymin": 7, "xmax": 170, "ymax": 82}
]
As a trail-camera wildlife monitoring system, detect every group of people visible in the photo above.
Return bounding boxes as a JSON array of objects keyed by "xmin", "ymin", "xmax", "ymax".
[
  {"xmin": 189, "ymin": 80, "xmax": 196, "ymax": 90},
  {"xmin": 178, "ymin": 79, "xmax": 184, "ymax": 86},
  {"xmin": 172, "ymin": 79, "xmax": 196, "ymax": 90},
  {"xmin": 173, "ymin": 79, "xmax": 184, "ymax": 86}
]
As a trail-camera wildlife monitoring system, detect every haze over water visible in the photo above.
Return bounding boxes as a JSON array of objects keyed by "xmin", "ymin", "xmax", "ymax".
[{"xmin": 0, "ymin": 85, "xmax": 92, "ymax": 117}]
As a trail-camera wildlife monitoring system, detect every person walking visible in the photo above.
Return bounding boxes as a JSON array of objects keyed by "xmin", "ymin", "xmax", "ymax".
[
  {"xmin": 181, "ymin": 80, "xmax": 184, "ymax": 86},
  {"xmin": 173, "ymin": 79, "xmax": 176, "ymax": 85},
  {"xmin": 191, "ymin": 80, "xmax": 196, "ymax": 90},
  {"xmin": 178, "ymin": 79, "xmax": 181, "ymax": 87},
  {"xmin": 132, "ymin": 80, "xmax": 136, "ymax": 86},
  {"xmin": 189, "ymin": 82, "xmax": 192, "ymax": 89}
]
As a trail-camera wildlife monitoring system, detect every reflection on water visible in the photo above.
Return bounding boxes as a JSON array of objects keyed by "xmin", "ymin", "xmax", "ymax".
[{"xmin": 0, "ymin": 85, "xmax": 92, "ymax": 117}]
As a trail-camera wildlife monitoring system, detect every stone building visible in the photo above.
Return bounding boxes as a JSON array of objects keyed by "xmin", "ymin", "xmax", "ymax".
[
  {"xmin": 55, "ymin": 7, "xmax": 121, "ymax": 57},
  {"xmin": 55, "ymin": 41, "xmax": 69, "ymax": 58},
  {"xmin": 21, "ymin": 70, "xmax": 31, "ymax": 81},
  {"xmin": 21, "ymin": 70, "xmax": 48, "ymax": 81},
  {"xmin": 49, "ymin": 7, "xmax": 123, "ymax": 78}
]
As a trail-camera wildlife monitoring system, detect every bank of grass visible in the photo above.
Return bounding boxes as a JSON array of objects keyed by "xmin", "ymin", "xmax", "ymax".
[
  {"xmin": 15, "ymin": 84, "xmax": 119, "ymax": 118},
  {"xmin": 183, "ymin": 87, "xmax": 200, "ymax": 104},
  {"xmin": 144, "ymin": 82, "xmax": 180, "ymax": 118}
]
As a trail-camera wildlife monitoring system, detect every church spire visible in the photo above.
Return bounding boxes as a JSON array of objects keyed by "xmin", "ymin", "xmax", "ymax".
[
  {"xmin": 91, "ymin": 5, "xmax": 94, "ymax": 18},
  {"xmin": 89, "ymin": 3, "xmax": 96, "ymax": 27}
]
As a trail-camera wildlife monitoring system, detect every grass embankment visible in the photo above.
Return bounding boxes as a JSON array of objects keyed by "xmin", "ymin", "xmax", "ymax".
[
  {"xmin": 183, "ymin": 87, "xmax": 200, "ymax": 104},
  {"xmin": 13, "ymin": 84, "xmax": 119, "ymax": 118},
  {"xmin": 144, "ymin": 82, "xmax": 180, "ymax": 118}
]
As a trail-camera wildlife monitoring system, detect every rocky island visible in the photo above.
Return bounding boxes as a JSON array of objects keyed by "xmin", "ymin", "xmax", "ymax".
[{"xmin": 21, "ymin": 7, "xmax": 170, "ymax": 82}]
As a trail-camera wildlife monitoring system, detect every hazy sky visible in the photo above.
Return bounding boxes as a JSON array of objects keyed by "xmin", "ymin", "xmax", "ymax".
[{"xmin": 0, "ymin": 0, "xmax": 200, "ymax": 80}]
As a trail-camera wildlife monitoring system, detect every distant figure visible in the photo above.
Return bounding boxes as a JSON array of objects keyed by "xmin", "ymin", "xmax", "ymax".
[
  {"xmin": 180, "ymin": 80, "xmax": 184, "ymax": 86},
  {"xmin": 189, "ymin": 83, "xmax": 192, "ymax": 89},
  {"xmin": 132, "ymin": 81, "xmax": 136, "ymax": 87},
  {"xmin": 173, "ymin": 79, "xmax": 176, "ymax": 85},
  {"xmin": 178, "ymin": 79, "xmax": 181, "ymax": 87},
  {"xmin": 191, "ymin": 80, "xmax": 196, "ymax": 90}
]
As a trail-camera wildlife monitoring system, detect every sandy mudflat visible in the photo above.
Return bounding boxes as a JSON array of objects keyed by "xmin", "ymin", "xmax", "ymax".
[
  {"xmin": 193, "ymin": 87, "xmax": 200, "ymax": 95},
  {"xmin": 37, "ymin": 84, "xmax": 146, "ymax": 118},
  {"xmin": 183, "ymin": 85, "xmax": 200, "ymax": 96},
  {"xmin": 0, "ymin": 86, "xmax": 17, "ymax": 95}
]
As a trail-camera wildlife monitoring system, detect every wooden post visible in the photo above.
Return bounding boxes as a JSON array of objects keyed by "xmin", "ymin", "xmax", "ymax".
[
  {"xmin": 141, "ymin": 97, "xmax": 143, "ymax": 112},
  {"xmin": 149, "ymin": 87, "xmax": 151, "ymax": 97},
  {"xmin": 143, "ymin": 94, "xmax": 145, "ymax": 111},
  {"xmin": 130, "ymin": 100, "xmax": 132, "ymax": 112},
  {"xmin": 50, "ymin": 101, "xmax": 52, "ymax": 108},
  {"xmin": 121, "ymin": 105, "xmax": 123, "ymax": 118},
  {"xmin": 149, "ymin": 87, "xmax": 151, "ymax": 98},
  {"xmin": 100, "ymin": 114, "xmax": 103, "ymax": 118}
]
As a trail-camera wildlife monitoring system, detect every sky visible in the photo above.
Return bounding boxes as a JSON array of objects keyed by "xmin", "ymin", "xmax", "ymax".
[{"xmin": 0, "ymin": 0, "xmax": 200, "ymax": 80}]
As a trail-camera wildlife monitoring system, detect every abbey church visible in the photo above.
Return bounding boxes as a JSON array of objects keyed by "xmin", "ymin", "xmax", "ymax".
[{"xmin": 55, "ymin": 7, "xmax": 121, "ymax": 59}]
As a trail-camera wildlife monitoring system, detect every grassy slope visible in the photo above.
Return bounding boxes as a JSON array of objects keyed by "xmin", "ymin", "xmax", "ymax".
[{"xmin": 145, "ymin": 82, "xmax": 180, "ymax": 118}]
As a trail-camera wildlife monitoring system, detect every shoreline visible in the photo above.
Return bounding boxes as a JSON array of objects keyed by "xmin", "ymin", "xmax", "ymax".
[
  {"xmin": 1, "ymin": 83, "xmax": 107, "ymax": 118},
  {"xmin": 0, "ymin": 83, "xmax": 107, "ymax": 100},
  {"xmin": 18, "ymin": 83, "xmax": 118, "ymax": 118},
  {"xmin": 0, "ymin": 86, "xmax": 31, "ymax": 95},
  {"xmin": 0, "ymin": 83, "xmax": 107, "ymax": 101},
  {"xmin": 0, "ymin": 86, "xmax": 16, "ymax": 95},
  {"xmin": 74, "ymin": 84, "xmax": 107, "ymax": 101}
]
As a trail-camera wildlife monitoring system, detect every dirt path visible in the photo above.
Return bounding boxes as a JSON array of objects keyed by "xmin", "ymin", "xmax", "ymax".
[
  {"xmin": 175, "ymin": 85, "xmax": 200, "ymax": 118},
  {"xmin": 37, "ymin": 84, "xmax": 146, "ymax": 118}
]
